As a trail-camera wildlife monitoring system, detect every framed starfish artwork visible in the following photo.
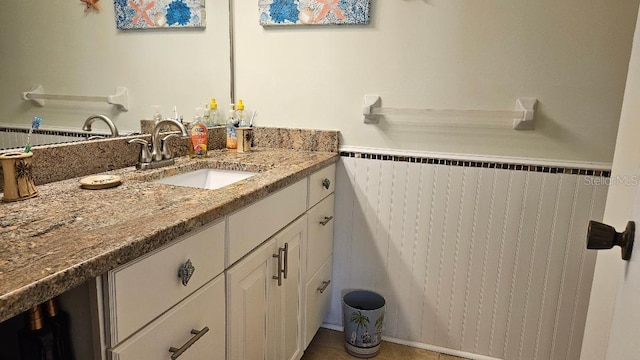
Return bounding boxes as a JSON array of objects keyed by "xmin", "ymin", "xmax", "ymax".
[
  {"xmin": 114, "ymin": 0, "xmax": 206, "ymax": 29},
  {"xmin": 259, "ymin": 0, "xmax": 370, "ymax": 26}
]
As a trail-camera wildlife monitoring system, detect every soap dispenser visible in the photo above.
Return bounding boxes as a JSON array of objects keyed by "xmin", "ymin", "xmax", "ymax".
[
  {"xmin": 205, "ymin": 98, "xmax": 219, "ymax": 126},
  {"xmin": 226, "ymin": 103, "xmax": 237, "ymax": 149},
  {"xmin": 190, "ymin": 108, "xmax": 208, "ymax": 158},
  {"xmin": 235, "ymin": 99, "xmax": 247, "ymax": 126}
]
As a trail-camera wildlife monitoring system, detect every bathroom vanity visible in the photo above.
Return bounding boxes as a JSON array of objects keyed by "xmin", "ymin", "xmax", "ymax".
[{"xmin": 0, "ymin": 143, "xmax": 338, "ymax": 360}]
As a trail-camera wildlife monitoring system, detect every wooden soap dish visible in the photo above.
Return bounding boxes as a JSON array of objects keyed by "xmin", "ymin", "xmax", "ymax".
[{"xmin": 79, "ymin": 175, "xmax": 122, "ymax": 190}]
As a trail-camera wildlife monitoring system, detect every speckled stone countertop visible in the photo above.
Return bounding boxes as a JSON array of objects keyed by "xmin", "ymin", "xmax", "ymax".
[{"xmin": 0, "ymin": 148, "xmax": 338, "ymax": 323}]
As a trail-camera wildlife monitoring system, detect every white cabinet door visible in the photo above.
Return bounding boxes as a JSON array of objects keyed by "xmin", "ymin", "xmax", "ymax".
[
  {"xmin": 272, "ymin": 216, "xmax": 306, "ymax": 360},
  {"xmin": 227, "ymin": 238, "xmax": 278, "ymax": 360},
  {"xmin": 227, "ymin": 216, "xmax": 306, "ymax": 360}
]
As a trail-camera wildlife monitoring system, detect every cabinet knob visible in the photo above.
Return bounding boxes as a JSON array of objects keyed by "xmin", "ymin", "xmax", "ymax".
[
  {"xmin": 587, "ymin": 220, "xmax": 635, "ymax": 261},
  {"xmin": 178, "ymin": 259, "xmax": 196, "ymax": 286},
  {"xmin": 322, "ymin": 178, "xmax": 331, "ymax": 190}
]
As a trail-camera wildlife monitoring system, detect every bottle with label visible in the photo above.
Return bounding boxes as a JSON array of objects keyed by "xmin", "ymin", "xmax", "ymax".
[
  {"xmin": 44, "ymin": 299, "xmax": 74, "ymax": 360},
  {"xmin": 226, "ymin": 103, "xmax": 237, "ymax": 149},
  {"xmin": 19, "ymin": 305, "xmax": 56, "ymax": 360},
  {"xmin": 190, "ymin": 108, "xmax": 208, "ymax": 158}
]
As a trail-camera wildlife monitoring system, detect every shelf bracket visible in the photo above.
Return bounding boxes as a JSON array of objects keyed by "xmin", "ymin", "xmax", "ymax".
[
  {"xmin": 512, "ymin": 97, "xmax": 537, "ymax": 130},
  {"xmin": 363, "ymin": 94, "xmax": 381, "ymax": 124}
]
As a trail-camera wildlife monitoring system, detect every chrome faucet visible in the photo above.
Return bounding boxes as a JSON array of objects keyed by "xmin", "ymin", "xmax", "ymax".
[
  {"xmin": 128, "ymin": 118, "xmax": 189, "ymax": 170},
  {"xmin": 83, "ymin": 114, "xmax": 119, "ymax": 137},
  {"xmin": 151, "ymin": 119, "xmax": 189, "ymax": 161}
]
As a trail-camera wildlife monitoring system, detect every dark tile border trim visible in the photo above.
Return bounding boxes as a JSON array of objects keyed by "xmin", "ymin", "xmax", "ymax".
[
  {"xmin": 340, "ymin": 151, "xmax": 611, "ymax": 178},
  {"xmin": 0, "ymin": 126, "xmax": 88, "ymax": 138}
]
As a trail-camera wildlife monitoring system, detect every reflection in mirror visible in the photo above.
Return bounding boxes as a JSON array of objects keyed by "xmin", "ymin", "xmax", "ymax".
[
  {"xmin": 0, "ymin": 1, "xmax": 232, "ymax": 151},
  {"xmin": 0, "ymin": 125, "xmax": 142, "ymax": 151}
]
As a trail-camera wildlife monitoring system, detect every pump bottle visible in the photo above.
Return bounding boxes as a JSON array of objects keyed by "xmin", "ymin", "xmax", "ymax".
[{"xmin": 226, "ymin": 103, "xmax": 237, "ymax": 149}]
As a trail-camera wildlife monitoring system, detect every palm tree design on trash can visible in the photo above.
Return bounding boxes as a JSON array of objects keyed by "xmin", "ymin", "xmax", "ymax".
[
  {"xmin": 350, "ymin": 310, "xmax": 370, "ymax": 346},
  {"xmin": 373, "ymin": 310, "xmax": 385, "ymax": 343}
]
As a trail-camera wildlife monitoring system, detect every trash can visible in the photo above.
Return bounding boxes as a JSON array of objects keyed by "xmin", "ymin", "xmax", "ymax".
[{"xmin": 342, "ymin": 290, "xmax": 386, "ymax": 358}]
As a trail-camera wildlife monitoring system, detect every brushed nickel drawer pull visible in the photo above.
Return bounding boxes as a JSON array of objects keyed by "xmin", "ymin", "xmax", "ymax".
[
  {"xmin": 322, "ymin": 178, "xmax": 331, "ymax": 190},
  {"xmin": 283, "ymin": 243, "xmax": 289, "ymax": 280},
  {"xmin": 317, "ymin": 280, "xmax": 331, "ymax": 294},
  {"xmin": 178, "ymin": 259, "xmax": 195, "ymax": 286},
  {"xmin": 273, "ymin": 248, "xmax": 284, "ymax": 286},
  {"xmin": 169, "ymin": 327, "xmax": 209, "ymax": 359},
  {"xmin": 320, "ymin": 216, "xmax": 334, "ymax": 226}
]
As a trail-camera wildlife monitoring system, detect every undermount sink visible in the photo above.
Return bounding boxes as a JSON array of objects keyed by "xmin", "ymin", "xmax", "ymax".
[{"xmin": 154, "ymin": 168, "xmax": 257, "ymax": 190}]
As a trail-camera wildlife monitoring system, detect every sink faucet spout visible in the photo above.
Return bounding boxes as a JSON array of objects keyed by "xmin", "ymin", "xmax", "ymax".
[
  {"xmin": 83, "ymin": 114, "xmax": 119, "ymax": 137},
  {"xmin": 151, "ymin": 119, "xmax": 189, "ymax": 162}
]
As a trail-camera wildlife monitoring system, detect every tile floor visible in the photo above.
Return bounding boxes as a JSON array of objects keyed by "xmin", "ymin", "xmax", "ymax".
[{"xmin": 301, "ymin": 328, "xmax": 468, "ymax": 360}]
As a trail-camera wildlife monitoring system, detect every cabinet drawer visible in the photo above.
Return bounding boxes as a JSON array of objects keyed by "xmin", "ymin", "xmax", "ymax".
[
  {"xmin": 106, "ymin": 220, "xmax": 225, "ymax": 344},
  {"xmin": 109, "ymin": 274, "xmax": 225, "ymax": 360},
  {"xmin": 228, "ymin": 178, "xmax": 307, "ymax": 266},
  {"xmin": 308, "ymin": 164, "xmax": 335, "ymax": 208},
  {"xmin": 304, "ymin": 256, "xmax": 333, "ymax": 349},
  {"xmin": 306, "ymin": 194, "xmax": 334, "ymax": 278}
]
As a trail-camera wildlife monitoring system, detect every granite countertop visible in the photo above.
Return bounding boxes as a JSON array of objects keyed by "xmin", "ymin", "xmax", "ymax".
[{"xmin": 0, "ymin": 148, "xmax": 338, "ymax": 323}]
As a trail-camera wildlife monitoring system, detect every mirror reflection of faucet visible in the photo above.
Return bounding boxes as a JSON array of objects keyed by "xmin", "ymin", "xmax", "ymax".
[{"xmin": 83, "ymin": 114, "xmax": 119, "ymax": 138}]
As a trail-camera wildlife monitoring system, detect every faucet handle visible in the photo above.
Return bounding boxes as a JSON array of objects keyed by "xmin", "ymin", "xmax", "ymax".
[
  {"xmin": 128, "ymin": 138, "xmax": 152, "ymax": 164},
  {"xmin": 161, "ymin": 134, "xmax": 181, "ymax": 160}
]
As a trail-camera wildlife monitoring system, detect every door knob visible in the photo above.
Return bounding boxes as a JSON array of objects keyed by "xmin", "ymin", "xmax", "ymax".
[{"xmin": 586, "ymin": 220, "xmax": 635, "ymax": 261}]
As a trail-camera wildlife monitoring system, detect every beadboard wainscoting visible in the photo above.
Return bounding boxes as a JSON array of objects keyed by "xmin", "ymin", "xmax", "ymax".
[
  {"xmin": 0, "ymin": 126, "xmax": 87, "ymax": 150},
  {"xmin": 326, "ymin": 148, "xmax": 610, "ymax": 360}
]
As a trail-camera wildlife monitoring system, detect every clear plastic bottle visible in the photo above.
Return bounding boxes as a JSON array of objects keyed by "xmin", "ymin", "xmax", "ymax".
[
  {"xmin": 152, "ymin": 105, "xmax": 162, "ymax": 123},
  {"xmin": 202, "ymin": 102, "xmax": 211, "ymax": 126},
  {"xmin": 226, "ymin": 103, "xmax": 237, "ymax": 149},
  {"xmin": 207, "ymin": 98, "xmax": 219, "ymax": 126},
  {"xmin": 235, "ymin": 99, "xmax": 247, "ymax": 126}
]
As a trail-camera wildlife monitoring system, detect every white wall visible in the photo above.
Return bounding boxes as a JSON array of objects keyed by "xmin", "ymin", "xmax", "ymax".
[
  {"xmin": 233, "ymin": 0, "xmax": 639, "ymax": 163},
  {"xmin": 1, "ymin": 1, "xmax": 637, "ymax": 162},
  {"xmin": 0, "ymin": 0, "xmax": 230, "ymax": 134}
]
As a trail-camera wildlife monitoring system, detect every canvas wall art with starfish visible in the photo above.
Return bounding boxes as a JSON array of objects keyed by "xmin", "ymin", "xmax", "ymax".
[
  {"xmin": 114, "ymin": 0, "xmax": 205, "ymax": 29},
  {"xmin": 259, "ymin": 0, "xmax": 370, "ymax": 26}
]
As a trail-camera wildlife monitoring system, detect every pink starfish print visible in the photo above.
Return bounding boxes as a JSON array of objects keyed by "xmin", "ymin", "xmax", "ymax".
[
  {"xmin": 129, "ymin": 0, "xmax": 155, "ymax": 26},
  {"xmin": 80, "ymin": 0, "xmax": 100, "ymax": 13},
  {"xmin": 314, "ymin": 0, "xmax": 345, "ymax": 23}
]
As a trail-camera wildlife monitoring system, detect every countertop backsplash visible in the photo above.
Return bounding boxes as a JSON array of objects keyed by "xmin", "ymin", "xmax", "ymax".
[{"xmin": 0, "ymin": 123, "xmax": 339, "ymax": 192}]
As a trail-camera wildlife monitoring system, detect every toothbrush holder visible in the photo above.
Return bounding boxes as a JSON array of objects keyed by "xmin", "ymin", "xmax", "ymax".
[
  {"xmin": 236, "ymin": 127, "xmax": 253, "ymax": 153},
  {"xmin": 0, "ymin": 151, "xmax": 38, "ymax": 202}
]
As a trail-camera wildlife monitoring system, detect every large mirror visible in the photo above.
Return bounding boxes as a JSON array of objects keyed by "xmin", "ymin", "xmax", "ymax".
[{"xmin": 0, "ymin": 0, "xmax": 231, "ymax": 150}]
